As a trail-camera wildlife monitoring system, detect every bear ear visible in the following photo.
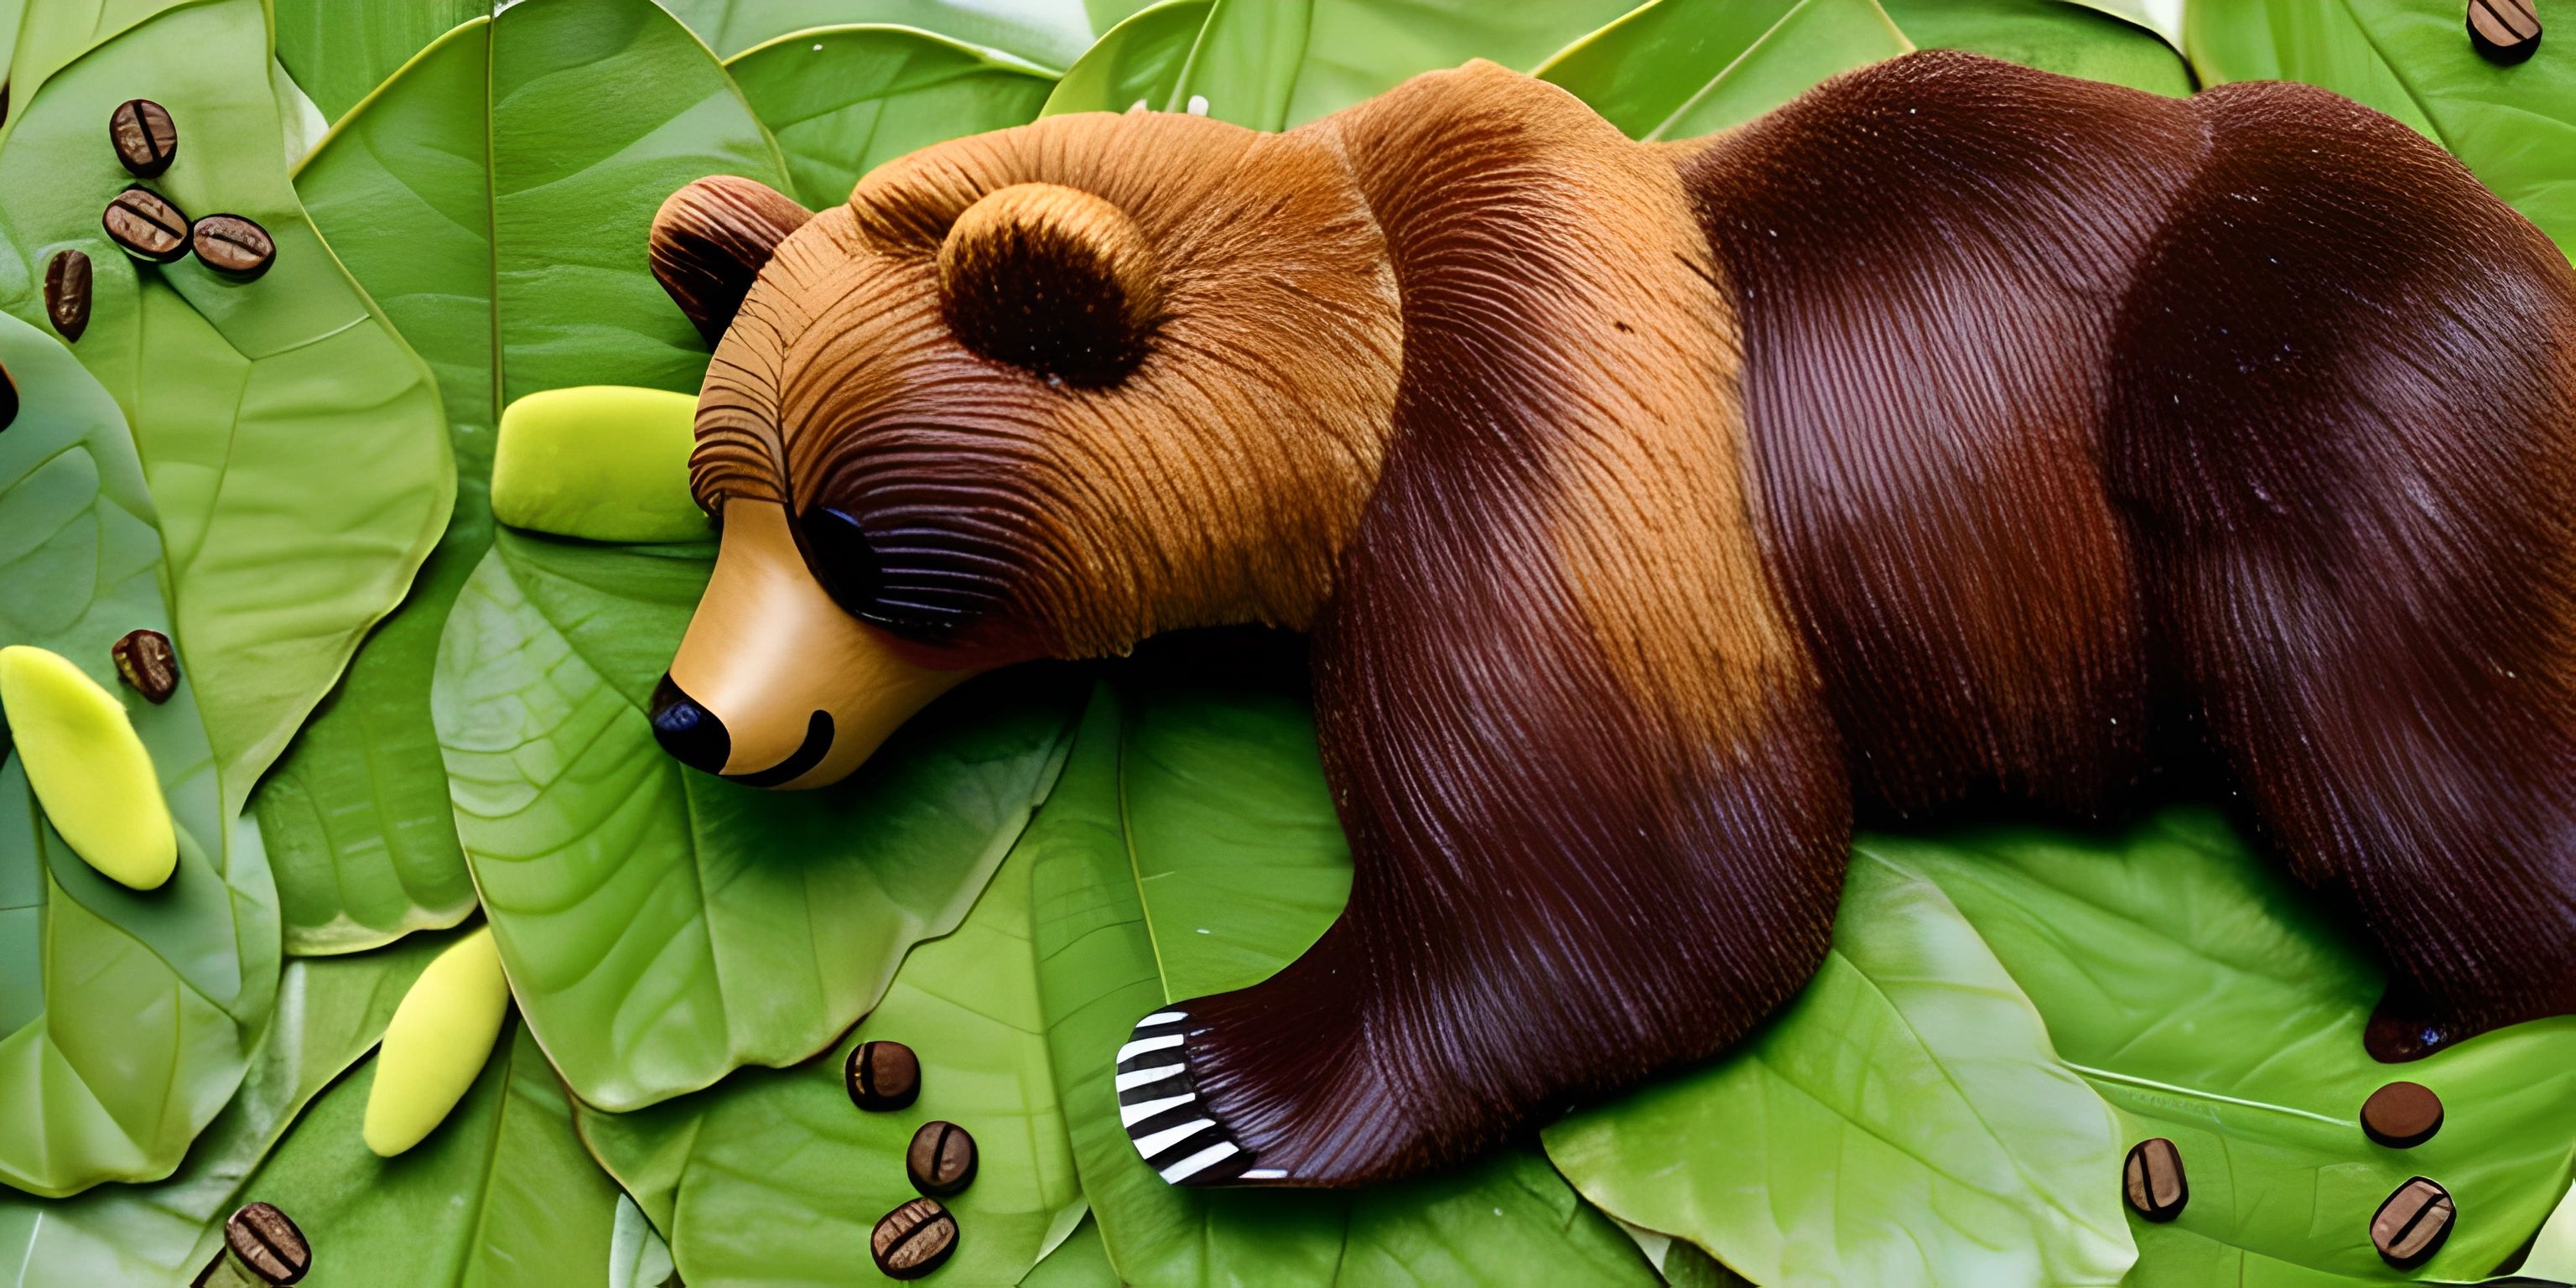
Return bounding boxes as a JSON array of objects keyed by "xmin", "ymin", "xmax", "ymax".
[
  {"xmin": 650, "ymin": 175, "xmax": 814, "ymax": 346},
  {"xmin": 937, "ymin": 183, "xmax": 1160, "ymax": 387}
]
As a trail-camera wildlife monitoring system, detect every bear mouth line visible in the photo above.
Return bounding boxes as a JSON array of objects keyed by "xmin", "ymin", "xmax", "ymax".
[{"xmin": 722, "ymin": 709, "xmax": 836, "ymax": 788}]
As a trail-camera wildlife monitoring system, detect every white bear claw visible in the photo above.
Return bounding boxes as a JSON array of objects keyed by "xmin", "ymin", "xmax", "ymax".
[{"xmin": 1115, "ymin": 1010, "xmax": 1284, "ymax": 1185}]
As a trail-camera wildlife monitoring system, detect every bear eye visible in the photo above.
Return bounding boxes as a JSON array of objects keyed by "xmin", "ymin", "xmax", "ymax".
[{"xmin": 797, "ymin": 506, "xmax": 881, "ymax": 619}]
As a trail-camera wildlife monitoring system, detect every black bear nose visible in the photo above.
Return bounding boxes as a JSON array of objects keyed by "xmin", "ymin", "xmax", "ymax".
[{"xmin": 649, "ymin": 674, "xmax": 730, "ymax": 774}]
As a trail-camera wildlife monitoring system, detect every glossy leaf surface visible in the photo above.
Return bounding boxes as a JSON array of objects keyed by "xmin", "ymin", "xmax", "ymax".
[
  {"xmin": 1041, "ymin": 0, "xmax": 1635, "ymax": 128},
  {"xmin": 0, "ymin": 930, "xmax": 458, "ymax": 1283},
  {"xmin": 1877, "ymin": 813, "xmax": 2576, "ymax": 1285},
  {"xmin": 434, "ymin": 530, "xmax": 1083, "ymax": 1109},
  {"xmin": 0, "ymin": 0, "xmax": 453, "ymax": 818},
  {"xmin": 265, "ymin": 0, "xmax": 796, "ymax": 954},
  {"xmin": 228, "ymin": 1021, "xmax": 621, "ymax": 1286},
  {"xmin": 578, "ymin": 805, "xmax": 1085, "ymax": 1285},
  {"xmin": 0, "ymin": 310, "xmax": 280, "ymax": 1197},
  {"xmin": 728, "ymin": 24, "xmax": 1057, "ymax": 210},
  {"xmin": 1027, "ymin": 644, "xmax": 1660, "ymax": 1286},
  {"xmin": 659, "ymin": 0, "xmax": 1098, "ymax": 67},
  {"xmin": 1545, "ymin": 849, "xmax": 2137, "ymax": 1288}
]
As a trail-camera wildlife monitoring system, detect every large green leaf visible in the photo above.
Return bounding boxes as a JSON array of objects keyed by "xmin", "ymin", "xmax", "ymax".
[
  {"xmin": 0, "ymin": 0, "xmax": 191, "ymax": 115},
  {"xmin": 271, "ymin": 0, "xmax": 487, "ymax": 125},
  {"xmin": 1040, "ymin": 0, "xmax": 1214, "ymax": 117},
  {"xmin": 1535, "ymin": 0, "xmax": 1913, "ymax": 140},
  {"xmin": 226, "ymin": 1020, "xmax": 621, "ymax": 1286},
  {"xmin": 1538, "ymin": 0, "xmax": 2190, "ymax": 144},
  {"xmin": 2185, "ymin": 0, "xmax": 2576, "ymax": 260},
  {"xmin": 577, "ymin": 794, "xmax": 1085, "ymax": 1286},
  {"xmin": 1870, "ymin": 812, "xmax": 2576, "ymax": 1285},
  {"xmin": 1543, "ymin": 849, "xmax": 2137, "ymax": 1288},
  {"xmin": 0, "ymin": 310, "xmax": 281, "ymax": 1197},
  {"xmin": 728, "ymin": 24, "xmax": 1058, "ymax": 210},
  {"xmin": 263, "ymin": 0, "xmax": 799, "ymax": 955},
  {"xmin": 433, "ymin": 529, "xmax": 1083, "ymax": 1110},
  {"xmin": 657, "ymin": 0, "xmax": 1098, "ymax": 68},
  {"xmin": 0, "ymin": 0, "xmax": 454, "ymax": 819},
  {"xmin": 1041, "ymin": 0, "xmax": 1636, "ymax": 128},
  {"xmin": 1026, "ymin": 644, "xmax": 1660, "ymax": 1286},
  {"xmin": 1878, "ymin": 0, "xmax": 2191, "ymax": 94},
  {"xmin": 0, "ymin": 928, "xmax": 460, "ymax": 1283}
]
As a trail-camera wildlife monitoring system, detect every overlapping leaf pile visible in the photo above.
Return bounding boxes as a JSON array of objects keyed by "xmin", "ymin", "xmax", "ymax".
[{"xmin": 1, "ymin": 0, "xmax": 2572, "ymax": 1285}]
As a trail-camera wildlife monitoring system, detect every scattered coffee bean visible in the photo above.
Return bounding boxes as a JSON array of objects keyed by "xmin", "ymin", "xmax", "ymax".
[
  {"xmin": 2122, "ymin": 1138, "xmax": 2188, "ymax": 1223},
  {"xmin": 2470, "ymin": 0, "xmax": 2542, "ymax": 64},
  {"xmin": 907, "ymin": 1120, "xmax": 979, "ymax": 1197},
  {"xmin": 2371, "ymin": 1176, "xmax": 2454, "ymax": 1268},
  {"xmin": 44, "ymin": 250, "xmax": 93, "ymax": 341},
  {"xmin": 190, "ymin": 214, "xmax": 275, "ymax": 280},
  {"xmin": 871, "ymin": 1197, "xmax": 958, "ymax": 1280},
  {"xmin": 109, "ymin": 98, "xmax": 178, "ymax": 178},
  {"xmin": 216, "ymin": 1202, "xmax": 310, "ymax": 1285},
  {"xmin": 2360, "ymin": 1081, "xmax": 2444, "ymax": 1149},
  {"xmin": 111, "ymin": 628, "xmax": 179, "ymax": 704},
  {"xmin": 104, "ymin": 188, "xmax": 190, "ymax": 263},
  {"xmin": 848, "ymin": 1040, "xmax": 921, "ymax": 1111},
  {"xmin": 1, "ymin": 359, "xmax": 15, "ymax": 434}
]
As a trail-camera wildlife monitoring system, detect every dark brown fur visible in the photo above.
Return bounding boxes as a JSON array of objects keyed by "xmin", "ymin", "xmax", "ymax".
[{"xmin": 654, "ymin": 51, "xmax": 2576, "ymax": 1187}]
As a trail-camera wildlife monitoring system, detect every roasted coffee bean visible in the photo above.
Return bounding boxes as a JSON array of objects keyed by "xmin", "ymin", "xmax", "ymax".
[
  {"xmin": 2122, "ymin": 1138, "xmax": 2188, "ymax": 1222},
  {"xmin": 44, "ymin": 250, "xmax": 92, "ymax": 341},
  {"xmin": 2470, "ymin": 0, "xmax": 2543, "ymax": 63},
  {"xmin": 2371, "ymin": 1176, "xmax": 2454, "ymax": 1268},
  {"xmin": 104, "ymin": 188, "xmax": 189, "ymax": 263},
  {"xmin": 848, "ymin": 1040, "xmax": 921, "ymax": 1111},
  {"xmin": 111, "ymin": 628, "xmax": 179, "ymax": 703},
  {"xmin": 218, "ymin": 1202, "xmax": 310, "ymax": 1285},
  {"xmin": 109, "ymin": 98, "xmax": 178, "ymax": 177},
  {"xmin": 907, "ymin": 1120, "xmax": 979, "ymax": 1197},
  {"xmin": 0, "ymin": 359, "xmax": 15, "ymax": 434},
  {"xmin": 2360, "ymin": 1081, "xmax": 2444, "ymax": 1149},
  {"xmin": 871, "ymin": 1197, "xmax": 958, "ymax": 1280},
  {"xmin": 190, "ymin": 214, "xmax": 275, "ymax": 280}
]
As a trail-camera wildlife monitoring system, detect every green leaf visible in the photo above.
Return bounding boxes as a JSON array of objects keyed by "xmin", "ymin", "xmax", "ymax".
[
  {"xmin": 0, "ymin": 928, "xmax": 461, "ymax": 1284},
  {"xmin": 1026, "ymin": 646, "xmax": 1661, "ymax": 1285},
  {"xmin": 2184, "ymin": 0, "xmax": 2576, "ymax": 260},
  {"xmin": 727, "ymin": 24, "xmax": 1059, "ymax": 210},
  {"xmin": 577, "ymin": 796, "xmax": 1085, "ymax": 1286},
  {"xmin": 263, "ymin": 0, "xmax": 799, "ymax": 955},
  {"xmin": 0, "ymin": 310, "xmax": 281, "ymax": 1197},
  {"xmin": 0, "ymin": 0, "xmax": 454, "ymax": 819},
  {"xmin": 1878, "ymin": 0, "xmax": 2192, "ymax": 95},
  {"xmin": 1868, "ymin": 811, "xmax": 2576, "ymax": 1285},
  {"xmin": 1544, "ymin": 849, "xmax": 2136, "ymax": 1288},
  {"xmin": 1042, "ymin": 0, "xmax": 1638, "ymax": 129},
  {"xmin": 433, "ymin": 529, "xmax": 1083, "ymax": 1110},
  {"xmin": 607, "ymin": 1192, "xmax": 678, "ymax": 1288},
  {"xmin": 1539, "ymin": 0, "xmax": 2192, "ymax": 144},
  {"xmin": 1021, "ymin": 1216, "xmax": 1119, "ymax": 1287},
  {"xmin": 0, "ymin": 0, "xmax": 192, "ymax": 114},
  {"xmin": 1535, "ymin": 0, "xmax": 1914, "ymax": 141},
  {"xmin": 1041, "ymin": 0, "xmax": 1216, "ymax": 117},
  {"xmin": 271, "ymin": 0, "xmax": 488, "ymax": 125},
  {"xmin": 657, "ymin": 0, "xmax": 1098, "ymax": 68},
  {"xmin": 223, "ymin": 1019, "xmax": 622, "ymax": 1286}
]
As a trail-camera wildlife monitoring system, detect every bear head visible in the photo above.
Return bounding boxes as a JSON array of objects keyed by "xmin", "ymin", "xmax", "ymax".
[{"xmin": 646, "ymin": 109, "xmax": 1403, "ymax": 787}]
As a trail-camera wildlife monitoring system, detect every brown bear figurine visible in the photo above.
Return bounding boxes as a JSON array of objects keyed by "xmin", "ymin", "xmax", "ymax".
[{"xmin": 641, "ymin": 50, "xmax": 2576, "ymax": 1188}]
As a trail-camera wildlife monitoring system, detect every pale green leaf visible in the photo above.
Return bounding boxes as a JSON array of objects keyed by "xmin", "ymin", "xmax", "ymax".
[
  {"xmin": 727, "ymin": 23, "xmax": 1058, "ymax": 210},
  {"xmin": 577, "ymin": 808, "xmax": 1085, "ymax": 1285},
  {"xmin": 0, "ymin": 310, "xmax": 280, "ymax": 1197},
  {"xmin": 265, "ymin": 0, "xmax": 799, "ymax": 954},
  {"xmin": 1545, "ymin": 849, "xmax": 2136, "ymax": 1288},
  {"xmin": 0, "ymin": 0, "xmax": 454, "ymax": 818},
  {"xmin": 0, "ymin": 929, "xmax": 461, "ymax": 1284},
  {"xmin": 433, "ymin": 530, "xmax": 1083, "ymax": 1109}
]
